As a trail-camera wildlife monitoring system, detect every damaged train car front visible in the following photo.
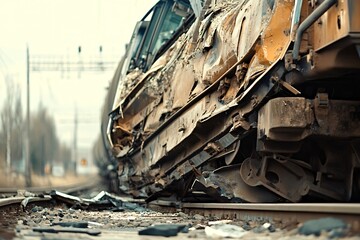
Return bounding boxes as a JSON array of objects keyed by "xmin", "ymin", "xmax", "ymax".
[{"xmin": 105, "ymin": 0, "xmax": 360, "ymax": 202}]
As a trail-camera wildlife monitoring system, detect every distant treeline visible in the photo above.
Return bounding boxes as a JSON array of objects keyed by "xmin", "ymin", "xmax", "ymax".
[{"xmin": 0, "ymin": 80, "xmax": 72, "ymax": 175}]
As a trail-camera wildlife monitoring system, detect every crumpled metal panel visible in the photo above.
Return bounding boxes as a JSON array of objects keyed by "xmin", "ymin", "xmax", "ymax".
[{"xmin": 241, "ymin": 0, "xmax": 293, "ymax": 88}]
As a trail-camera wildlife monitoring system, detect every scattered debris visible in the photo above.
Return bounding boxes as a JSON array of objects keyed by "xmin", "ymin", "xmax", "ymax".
[
  {"xmin": 5, "ymin": 190, "xmax": 355, "ymax": 240},
  {"xmin": 205, "ymin": 224, "xmax": 248, "ymax": 238},
  {"xmin": 10, "ymin": 200, "xmax": 359, "ymax": 240},
  {"xmin": 92, "ymin": 191, "xmax": 124, "ymax": 210},
  {"xmin": 51, "ymin": 221, "xmax": 88, "ymax": 228},
  {"xmin": 49, "ymin": 191, "xmax": 85, "ymax": 207},
  {"xmin": 241, "ymin": 221, "xmax": 252, "ymax": 231},
  {"xmin": 252, "ymin": 222, "xmax": 276, "ymax": 233},
  {"xmin": 30, "ymin": 206, "xmax": 43, "ymax": 213},
  {"xmin": 298, "ymin": 217, "xmax": 348, "ymax": 237},
  {"xmin": 138, "ymin": 224, "xmax": 189, "ymax": 237}
]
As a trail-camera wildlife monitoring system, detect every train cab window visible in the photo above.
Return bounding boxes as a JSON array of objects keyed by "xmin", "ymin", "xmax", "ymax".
[
  {"xmin": 127, "ymin": 21, "xmax": 149, "ymax": 71},
  {"xmin": 151, "ymin": 7, "xmax": 184, "ymax": 56},
  {"xmin": 126, "ymin": 0, "xmax": 191, "ymax": 73}
]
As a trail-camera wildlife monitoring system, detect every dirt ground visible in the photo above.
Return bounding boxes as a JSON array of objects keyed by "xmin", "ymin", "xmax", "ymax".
[{"xmin": 14, "ymin": 205, "xmax": 360, "ymax": 240}]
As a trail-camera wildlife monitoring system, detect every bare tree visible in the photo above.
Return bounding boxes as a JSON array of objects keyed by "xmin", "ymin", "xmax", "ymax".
[
  {"xmin": 30, "ymin": 104, "xmax": 59, "ymax": 175},
  {"xmin": 55, "ymin": 143, "xmax": 72, "ymax": 171},
  {"xmin": 0, "ymin": 77, "xmax": 23, "ymax": 173}
]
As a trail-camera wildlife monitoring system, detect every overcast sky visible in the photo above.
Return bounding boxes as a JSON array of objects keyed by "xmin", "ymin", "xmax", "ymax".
[{"xmin": 0, "ymin": 0, "xmax": 157, "ymax": 151}]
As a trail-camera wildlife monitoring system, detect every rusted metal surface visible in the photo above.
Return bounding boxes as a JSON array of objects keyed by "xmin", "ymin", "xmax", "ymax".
[
  {"xmin": 290, "ymin": 0, "xmax": 360, "ymax": 77},
  {"xmin": 257, "ymin": 96, "xmax": 360, "ymax": 142},
  {"xmin": 313, "ymin": 0, "xmax": 360, "ymax": 51},
  {"xmin": 98, "ymin": 0, "xmax": 360, "ymax": 203}
]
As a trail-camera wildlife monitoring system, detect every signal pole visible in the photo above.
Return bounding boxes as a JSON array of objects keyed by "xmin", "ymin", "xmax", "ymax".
[{"xmin": 25, "ymin": 46, "xmax": 32, "ymax": 187}]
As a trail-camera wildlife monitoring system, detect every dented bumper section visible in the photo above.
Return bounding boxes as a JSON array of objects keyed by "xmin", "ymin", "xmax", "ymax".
[{"xmin": 257, "ymin": 96, "xmax": 360, "ymax": 152}]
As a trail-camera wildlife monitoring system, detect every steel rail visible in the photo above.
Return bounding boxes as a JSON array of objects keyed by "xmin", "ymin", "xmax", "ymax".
[
  {"xmin": 180, "ymin": 202, "xmax": 360, "ymax": 232},
  {"xmin": 182, "ymin": 202, "xmax": 360, "ymax": 214},
  {"xmin": 0, "ymin": 176, "xmax": 100, "ymax": 195},
  {"xmin": 0, "ymin": 196, "xmax": 51, "ymax": 208}
]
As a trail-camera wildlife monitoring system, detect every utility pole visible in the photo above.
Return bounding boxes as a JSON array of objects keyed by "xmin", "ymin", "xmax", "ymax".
[
  {"xmin": 25, "ymin": 46, "xmax": 115, "ymax": 178},
  {"xmin": 73, "ymin": 107, "xmax": 78, "ymax": 176},
  {"xmin": 25, "ymin": 46, "xmax": 32, "ymax": 187}
]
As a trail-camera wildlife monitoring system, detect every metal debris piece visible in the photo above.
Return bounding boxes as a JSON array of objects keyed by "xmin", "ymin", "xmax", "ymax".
[
  {"xmin": 50, "ymin": 190, "xmax": 84, "ymax": 205},
  {"xmin": 49, "ymin": 190, "xmax": 124, "ymax": 211},
  {"xmin": 138, "ymin": 224, "xmax": 189, "ymax": 237}
]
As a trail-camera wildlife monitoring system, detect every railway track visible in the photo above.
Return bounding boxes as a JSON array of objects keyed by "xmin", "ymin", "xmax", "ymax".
[
  {"xmin": 1, "ymin": 181, "xmax": 359, "ymax": 239},
  {"xmin": 147, "ymin": 201, "xmax": 360, "ymax": 233},
  {"xmin": 12, "ymin": 200, "xmax": 360, "ymax": 239},
  {"xmin": 0, "ymin": 177, "xmax": 102, "ymax": 239},
  {"xmin": 0, "ymin": 177, "xmax": 101, "ymax": 208},
  {"xmin": 0, "ymin": 176, "xmax": 101, "ymax": 211}
]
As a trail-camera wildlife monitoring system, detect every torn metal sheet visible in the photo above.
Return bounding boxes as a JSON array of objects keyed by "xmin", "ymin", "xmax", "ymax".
[{"xmin": 49, "ymin": 190, "xmax": 124, "ymax": 211}]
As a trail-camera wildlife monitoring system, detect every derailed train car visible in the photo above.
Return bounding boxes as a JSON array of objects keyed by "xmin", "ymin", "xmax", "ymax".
[{"xmin": 96, "ymin": 0, "xmax": 360, "ymax": 202}]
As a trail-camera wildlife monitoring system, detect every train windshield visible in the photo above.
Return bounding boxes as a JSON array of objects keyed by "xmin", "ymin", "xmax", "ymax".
[{"xmin": 129, "ymin": 0, "xmax": 191, "ymax": 72}]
